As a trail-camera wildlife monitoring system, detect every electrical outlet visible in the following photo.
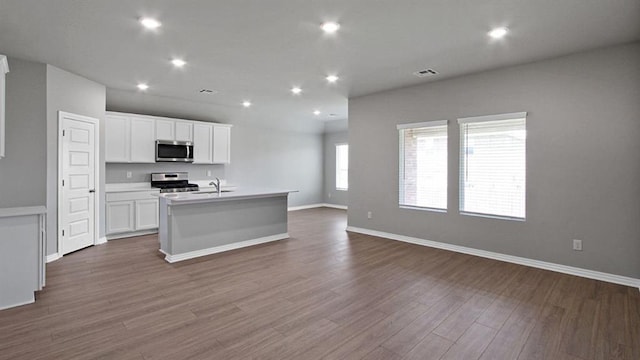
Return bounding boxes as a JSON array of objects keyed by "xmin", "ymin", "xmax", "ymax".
[
  {"xmin": 573, "ymin": 239, "xmax": 583, "ymax": 251},
  {"xmin": 207, "ymin": 170, "xmax": 212, "ymax": 177},
  {"xmin": 367, "ymin": 211, "xmax": 372, "ymax": 219},
  {"xmin": 126, "ymin": 171, "xmax": 132, "ymax": 179}
]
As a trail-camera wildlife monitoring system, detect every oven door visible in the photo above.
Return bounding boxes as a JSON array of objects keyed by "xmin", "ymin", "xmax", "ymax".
[{"xmin": 156, "ymin": 141, "xmax": 194, "ymax": 162}]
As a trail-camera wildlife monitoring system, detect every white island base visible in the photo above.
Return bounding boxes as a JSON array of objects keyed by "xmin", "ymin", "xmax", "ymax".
[{"xmin": 158, "ymin": 190, "xmax": 291, "ymax": 263}]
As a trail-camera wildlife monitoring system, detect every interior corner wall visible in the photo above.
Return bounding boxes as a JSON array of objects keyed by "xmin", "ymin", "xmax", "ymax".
[
  {"xmin": 323, "ymin": 130, "xmax": 348, "ymax": 206},
  {"xmin": 348, "ymin": 42, "xmax": 640, "ymax": 279},
  {"xmin": 46, "ymin": 65, "xmax": 106, "ymax": 256},
  {"xmin": 0, "ymin": 57, "xmax": 47, "ymax": 208}
]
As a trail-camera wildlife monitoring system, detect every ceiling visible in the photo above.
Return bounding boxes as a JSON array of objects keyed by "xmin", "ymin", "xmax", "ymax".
[{"xmin": 0, "ymin": 0, "xmax": 639, "ymax": 129}]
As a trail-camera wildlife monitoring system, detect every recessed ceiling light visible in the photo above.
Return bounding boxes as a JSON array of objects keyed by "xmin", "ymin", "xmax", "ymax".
[
  {"xmin": 291, "ymin": 87, "xmax": 302, "ymax": 95},
  {"xmin": 171, "ymin": 59, "xmax": 186, "ymax": 67},
  {"xmin": 313, "ymin": 110, "xmax": 321, "ymax": 116},
  {"xmin": 326, "ymin": 75, "xmax": 339, "ymax": 83},
  {"xmin": 137, "ymin": 83, "xmax": 149, "ymax": 91},
  {"xmin": 242, "ymin": 101, "xmax": 252, "ymax": 108},
  {"xmin": 321, "ymin": 22, "xmax": 340, "ymax": 34},
  {"xmin": 140, "ymin": 17, "xmax": 161, "ymax": 29},
  {"xmin": 488, "ymin": 27, "xmax": 508, "ymax": 39}
]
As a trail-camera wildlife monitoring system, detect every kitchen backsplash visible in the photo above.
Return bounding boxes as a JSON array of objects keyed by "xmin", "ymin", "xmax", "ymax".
[{"xmin": 106, "ymin": 163, "xmax": 226, "ymax": 183}]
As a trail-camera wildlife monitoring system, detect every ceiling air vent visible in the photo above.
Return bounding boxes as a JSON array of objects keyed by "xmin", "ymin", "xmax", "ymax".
[
  {"xmin": 413, "ymin": 68, "xmax": 438, "ymax": 77},
  {"xmin": 199, "ymin": 89, "xmax": 216, "ymax": 94}
]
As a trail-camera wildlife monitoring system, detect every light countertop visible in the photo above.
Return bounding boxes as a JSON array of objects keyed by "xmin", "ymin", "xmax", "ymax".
[
  {"xmin": 158, "ymin": 188, "xmax": 296, "ymax": 205},
  {"xmin": 106, "ymin": 181, "xmax": 236, "ymax": 193}
]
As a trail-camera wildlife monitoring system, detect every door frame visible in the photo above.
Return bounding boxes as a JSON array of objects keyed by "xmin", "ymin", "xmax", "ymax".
[{"xmin": 57, "ymin": 111, "xmax": 101, "ymax": 256}]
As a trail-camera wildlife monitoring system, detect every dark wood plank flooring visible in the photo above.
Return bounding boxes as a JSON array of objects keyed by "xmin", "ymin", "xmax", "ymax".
[{"xmin": 1, "ymin": 208, "xmax": 639, "ymax": 359}]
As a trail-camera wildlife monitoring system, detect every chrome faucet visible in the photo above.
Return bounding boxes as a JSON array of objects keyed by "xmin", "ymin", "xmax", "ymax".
[{"xmin": 209, "ymin": 177, "xmax": 221, "ymax": 195}]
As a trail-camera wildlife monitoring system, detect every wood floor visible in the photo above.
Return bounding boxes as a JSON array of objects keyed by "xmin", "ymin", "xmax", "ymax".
[{"xmin": 1, "ymin": 208, "xmax": 639, "ymax": 360}]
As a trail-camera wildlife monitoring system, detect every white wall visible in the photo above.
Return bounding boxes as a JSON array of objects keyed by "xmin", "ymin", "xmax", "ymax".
[
  {"xmin": 46, "ymin": 65, "xmax": 106, "ymax": 255},
  {"xmin": 0, "ymin": 58, "xmax": 47, "ymax": 207},
  {"xmin": 348, "ymin": 42, "xmax": 640, "ymax": 278}
]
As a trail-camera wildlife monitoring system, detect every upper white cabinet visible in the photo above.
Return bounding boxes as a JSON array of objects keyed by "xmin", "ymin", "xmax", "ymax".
[
  {"xmin": 0, "ymin": 55, "xmax": 9, "ymax": 159},
  {"xmin": 213, "ymin": 125, "xmax": 232, "ymax": 164},
  {"xmin": 129, "ymin": 116, "xmax": 156, "ymax": 163},
  {"xmin": 105, "ymin": 113, "xmax": 130, "ymax": 162},
  {"xmin": 105, "ymin": 112, "xmax": 156, "ymax": 163},
  {"xmin": 156, "ymin": 118, "xmax": 193, "ymax": 142},
  {"xmin": 193, "ymin": 122, "xmax": 213, "ymax": 164},
  {"xmin": 105, "ymin": 111, "xmax": 231, "ymax": 164}
]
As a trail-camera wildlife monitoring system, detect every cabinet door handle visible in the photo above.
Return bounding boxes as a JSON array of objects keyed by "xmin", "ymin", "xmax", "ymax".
[{"xmin": 89, "ymin": 189, "xmax": 95, "ymax": 193}]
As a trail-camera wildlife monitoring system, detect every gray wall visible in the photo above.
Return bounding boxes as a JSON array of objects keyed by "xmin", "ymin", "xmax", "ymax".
[
  {"xmin": 323, "ymin": 130, "xmax": 349, "ymax": 206},
  {"xmin": 348, "ymin": 42, "xmax": 640, "ymax": 278},
  {"xmin": 105, "ymin": 89, "xmax": 324, "ymax": 207},
  {"xmin": 46, "ymin": 65, "xmax": 106, "ymax": 255},
  {"xmin": 0, "ymin": 57, "xmax": 47, "ymax": 207}
]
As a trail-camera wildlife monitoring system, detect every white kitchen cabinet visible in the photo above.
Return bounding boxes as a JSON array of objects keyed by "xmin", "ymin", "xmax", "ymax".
[
  {"xmin": 106, "ymin": 190, "xmax": 160, "ymax": 238},
  {"xmin": 155, "ymin": 118, "xmax": 193, "ymax": 142},
  {"xmin": 193, "ymin": 123, "xmax": 213, "ymax": 164},
  {"xmin": 105, "ymin": 114, "xmax": 130, "ymax": 162},
  {"xmin": 175, "ymin": 121, "xmax": 193, "ymax": 142},
  {"xmin": 129, "ymin": 116, "xmax": 156, "ymax": 163},
  {"xmin": 105, "ymin": 112, "xmax": 155, "ymax": 163},
  {"xmin": 213, "ymin": 125, "xmax": 231, "ymax": 164},
  {"xmin": 135, "ymin": 199, "xmax": 159, "ymax": 230},
  {"xmin": 155, "ymin": 119, "xmax": 175, "ymax": 141},
  {"xmin": 0, "ymin": 55, "xmax": 8, "ymax": 159},
  {"xmin": 106, "ymin": 201, "xmax": 134, "ymax": 234}
]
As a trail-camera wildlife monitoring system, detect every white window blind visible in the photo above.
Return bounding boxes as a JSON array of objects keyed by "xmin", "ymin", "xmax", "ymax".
[
  {"xmin": 398, "ymin": 121, "xmax": 448, "ymax": 210},
  {"xmin": 459, "ymin": 112, "xmax": 526, "ymax": 220},
  {"xmin": 336, "ymin": 144, "xmax": 348, "ymax": 190}
]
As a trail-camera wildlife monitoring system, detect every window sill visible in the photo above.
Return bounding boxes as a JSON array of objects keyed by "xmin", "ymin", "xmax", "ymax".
[
  {"xmin": 460, "ymin": 211, "xmax": 525, "ymax": 222},
  {"xmin": 399, "ymin": 205, "xmax": 447, "ymax": 213},
  {"xmin": 336, "ymin": 188, "xmax": 348, "ymax": 191}
]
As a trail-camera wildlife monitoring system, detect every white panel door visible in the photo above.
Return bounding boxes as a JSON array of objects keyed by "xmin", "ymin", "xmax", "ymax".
[
  {"xmin": 106, "ymin": 201, "xmax": 134, "ymax": 234},
  {"xmin": 130, "ymin": 116, "xmax": 156, "ymax": 163},
  {"xmin": 61, "ymin": 114, "xmax": 97, "ymax": 254},
  {"xmin": 156, "ymin": 119, "xmax": 175, "ymax": 140},
  {"xmin": 193, "ymin": 123, "xmax": 213, "ymax": 164},
  {"xmin": 105, "ymin": 114, "xmax": 130, "ymax": 162},
  {"xmin": 135, "ymin": 199, "xmax": 159, "ymax": 230},
  {"xmin": 213, "ymin": 125, "xmax": 231, "ymax": 164},
  {"xmin": 175, "ymin": 121, "xmax": 193, "ymax": 142}
]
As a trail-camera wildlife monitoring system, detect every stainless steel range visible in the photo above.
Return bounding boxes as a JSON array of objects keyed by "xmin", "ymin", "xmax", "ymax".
[{"xmin": 151, "ymin": 172, "xmax": 199, "ymax": 193}]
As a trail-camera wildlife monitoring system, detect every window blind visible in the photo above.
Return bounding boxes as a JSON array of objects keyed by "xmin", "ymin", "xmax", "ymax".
[
  {"xmin": 459, "ymin": 113, "xmax": 526, "ymax": 219},
  {"xmin": 398, "ymin": 121, "xmax": 448, "ymax": 210}
]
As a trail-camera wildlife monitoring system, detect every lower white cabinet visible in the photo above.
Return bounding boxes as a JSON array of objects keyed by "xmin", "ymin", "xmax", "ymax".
[
  {"xmin": 135, "ymin": 199, "xmax": 159, "ymax": 230},
  {"xmin": 106, "ymin": 190, "xmax": 159, "ymax": 238}
]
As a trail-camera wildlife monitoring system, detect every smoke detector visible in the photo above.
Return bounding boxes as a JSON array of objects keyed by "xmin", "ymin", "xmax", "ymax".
[{"xmin": 413, "ymin": 68, "xmax": 438, "ymax": 77}]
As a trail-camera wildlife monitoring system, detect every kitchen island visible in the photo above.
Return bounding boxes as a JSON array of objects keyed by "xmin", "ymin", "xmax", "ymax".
[{"xmin": 157, "ymin": 189, "xmax": 294, "ymax": 263}]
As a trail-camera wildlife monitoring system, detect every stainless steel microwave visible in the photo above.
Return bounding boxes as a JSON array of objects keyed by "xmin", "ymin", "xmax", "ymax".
[{"xmin": 156, "ymin": 140, "xmax": 194, "ymax": 162}]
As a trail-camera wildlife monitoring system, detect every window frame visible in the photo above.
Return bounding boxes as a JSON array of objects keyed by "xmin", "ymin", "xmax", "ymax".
[
  {"xmin": 335, "ymin": 143, "xmax": 349, "ymax": 191},
  {"xmin": 397, "ymin": 120, "xmax": 449, "ymax": 212},
  {"xmin": 458, "ymin": 111, "xmax": 527, "ymax": 221}
]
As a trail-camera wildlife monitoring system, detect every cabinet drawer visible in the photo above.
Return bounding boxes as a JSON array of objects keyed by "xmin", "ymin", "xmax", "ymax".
[{"xmin": 106, "ymin": 190, "xmax": 159, "ymax": 202}]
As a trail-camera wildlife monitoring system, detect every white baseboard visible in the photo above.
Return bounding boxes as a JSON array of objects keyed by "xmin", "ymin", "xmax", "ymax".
[
  {"xmin": 346, "ymin": 226, "xmax": 640, "ymax": 290},
  {"xmin": 288, "ymin": 204, "xmax": 324, "ymax": 211},
  {"xmin": 323, "ymin": 203, "xmax": 348, "ymax": 210},
  {"xmin": 163, "ymin": 233, "xmax": 289, "ymax": 263},
  {"xmin": 96, "ymin": 236, "xmax": 107, "ymax": 245},
  {"xmin": 46, "ymin": 253, "xmax": 61, "ymax": 263},
  {"xmin": 0, "ymin": 297, "xmax": 35, "ymax": 311},
  {"xmin": 106, "ymin": 229, "xmax": 158, "ymax": 241},
  {"xmin": 288, "ymin": 203, "xmax": 348, "ymax": 211}
]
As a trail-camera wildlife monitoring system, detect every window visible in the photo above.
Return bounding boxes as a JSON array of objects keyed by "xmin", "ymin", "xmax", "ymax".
[
  {"xmin": 336, "ymin": 144, "xmax": 348, "ymax": 190},
  {"xmin": 459, "ymin": 112, "xmax": 526, "ymax": 220},
  {"xmin": 398, "ymin": 120, "xmax": 448, "ymax": 210}
]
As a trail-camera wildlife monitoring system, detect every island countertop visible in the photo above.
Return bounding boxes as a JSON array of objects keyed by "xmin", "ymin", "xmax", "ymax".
[{"xmin": 158, "ymin": 188, "xmax": 297, "ymax": 205}]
